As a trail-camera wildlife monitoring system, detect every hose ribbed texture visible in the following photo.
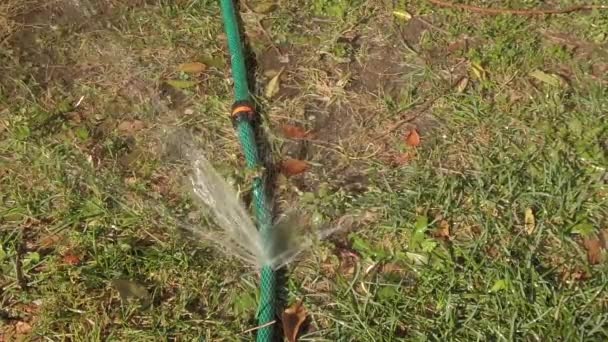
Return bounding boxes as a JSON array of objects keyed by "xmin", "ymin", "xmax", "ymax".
[{"xmin": 219, "ymin": 1, "xmax": 275, "ymax": 341}]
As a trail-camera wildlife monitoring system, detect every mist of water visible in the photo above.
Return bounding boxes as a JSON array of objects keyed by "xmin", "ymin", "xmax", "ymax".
[{"xmin": 187, "ymin": 152, "xmax": 344, "ymax": 270}]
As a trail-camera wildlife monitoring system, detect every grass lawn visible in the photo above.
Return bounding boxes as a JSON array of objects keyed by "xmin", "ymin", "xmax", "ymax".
[{"xmin": 1, "ymin": 0, "xmax": 607, "ymax": 340}]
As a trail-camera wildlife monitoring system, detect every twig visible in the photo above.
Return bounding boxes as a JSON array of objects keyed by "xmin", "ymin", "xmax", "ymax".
[
  {"xmin": 376, "ymin": 96, "xmax": 441, "ymax": 139},
  {"xmin": 427, "ymin": 0, "xmax": 608, "ymax": 15},
  {"xmin": 241, "ymin": 320, "xmax": 276, "ymax": 334},
  {"xmin": 416, "ymin": 17, "xmax": 450, "ymax": 35}
]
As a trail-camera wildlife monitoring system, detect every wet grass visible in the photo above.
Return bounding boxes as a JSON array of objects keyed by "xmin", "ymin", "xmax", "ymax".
[{"xmin": 1, "ymin": 0, "xmax": 607, "ymax": 340}]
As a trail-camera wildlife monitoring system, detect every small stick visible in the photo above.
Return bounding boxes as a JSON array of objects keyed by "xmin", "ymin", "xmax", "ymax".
[
  {"xmin": 376, "ymin": 96, "xmax": 441, "ymax": 139},
  {"xmin": 241, "ymin": 320, "xmax": 276, "ymax": 334},
  {"xmin": 416, "ymin": 17, "xmax": 450, "ymax": 35},
  {"xmin": 427, "ymin": 0, "xmax": 608, "ymax": 16}
]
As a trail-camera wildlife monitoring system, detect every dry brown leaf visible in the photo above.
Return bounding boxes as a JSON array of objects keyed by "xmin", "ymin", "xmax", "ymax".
[
  {"xmin": 433, "ymin": 220, "xmax": 450, "ymax": 239},
  {"xmin": 265, "ymin": 67, "xmax": 285, "ymax": 98},
  {"xmin": 338, "ymin": 249, "xmax": 359, "ymax": 276},
  {"xmin": 455, "ymin": 76, "xmax": 469, "ymax": 93},
  {"xmin": 281, "ymin": 159, "xmax": 309, "ymax": 176},
  {"xmin": 281, "ymin": 124, "xmax": 310, "ymax": 139},
  {"xmin": 393, "ymin": 152, "xmax": 413, "ymax": 166},
  {"xmin": 561, "ymin": 267, "xmax": 591, "ymax": 283},
  {"xmin": 282, "ymin": 301, "xmax": 307, "ymax": 342},
  {"xmin": 583, "ymin": 235, "xmax": 604, "ymax": 265},
  {"xmin": 15, "ymin": 321, "xmax": 32, "ymax": 335},
  {"xmin": 62, "ymin": 253, "xmax": 81, "ymax": 266},
  {"xmin": 381, "ymin": 262, "xmax": 407, "ymax": 275},
  {"xmin": 117, "ymin": 120, "xmax": 145, "ymax": 134},
  {"xmin": 178, "ymin": 62, "xmax": 206, "ymax": 73},
  {"xmin": 405, "ymin": 129, "xmax": 421, "ymax": 147},
  {"xmin": 65, "ymin": 112, "xmax": 83, "ymax": 124},
  {"xmin": 38, "ymin": 234, "xmax": 62, "ymax": 249}
]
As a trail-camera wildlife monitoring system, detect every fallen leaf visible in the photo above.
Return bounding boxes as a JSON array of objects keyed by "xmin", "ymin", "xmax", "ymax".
[
  {"xmin": 62, "ymin": 253, "xmax": 81, "ymax": 266},
  {"xmin": 524, "ymin": 208, "xmax": 535, "ymax": 235},
  {"xmin": 233, "ymin": 291, "xmax": 257, "ymax": 318},
  {"xmin": 124, "ymin": 177, "xmax": 138, "ymax": 186},
  {"xmin": 177, "ymin": 62, "xmax": 206, "ymax": 73},
  {"xmin": 281, "ymin": 124, "xmax": 310, "ymax": 139},
  {"xmin": 561, "ymin": 267, "xmax": 590, "ymax": 283},
  {"xmin": 15, "ymin": 321, "xmax": 32, "ymax": 335},
  {"xmin": 583, "ymin": 235, "xmax": 604, "ymax": 265},
  {"xmin": 405, "ymin": 129, "xmax": 421, "ymax": 147},
  {"xmin": 75, "ymin": 126, "xmax": 89, "ymax": 140},
  {"xmin": 393, "ymin": 152, "xmax": 413, "ymax": 166},
  {"xmin": 265, "ymin": 67, "xmax": 285, "ymax": 98},
  {"xmin": 393, "ymin": 10, "xmax": 412, "ymax": 20},
  {"xmin": 65, "ymin": 111, "xmax": 83, "ymax": 124},
  {"xmin": 20, "ymin": 302, "xmax": 40, "ymax": 314},
  {"xmin": 253, "ymin": 1, "xmax": 277, "ymax": 13},
  {"xmin": 38, "ymin": 234, "xmax": 62, "ymax": 249},
  {"xmin": 337, "ymin": 248, "xmax": 359, "ymax": 276},
  {"xmin": 117, "ymin": 120, "xmax": 145, "ymax": 134},
  {"xmin": 166, "ymin": 80, "xmax": 197, "ymax": 89},
  {"xmin": 433, "ymin": 220, "xmax": 450, "ymax": 239},
  {"xmin": 281, "ymin": 159, "xmax": 309, "ymax": 176},
  {"xmin": 199, "ymin": 54, "xmax": 225, "ymax": 69},
  {"xmin": 282, "ymin": 301, "xmax": 307, "ymax": 342},
  {"xmin": 529, "ymin": 70, "xmax": 567, "ymax": 87},
  {"xmin": 405, "ymin": 251, "xmax": 428, "ymax": 265},
  {"xmin": 572, "ymin": 222, "xmax": 594, "ymax": 236},
  {"xmin": 489, "ymin": 279, "xmax": 508, "ymax": 293},
  {"xmin": 470, "ymin": 61, "xmax": 487, "ymax": 81},
  {"xmin": 381, "ymin": 262, "xmax": 406, "ymax": 276},
  {"xmin": 263, "ymin": 69, "xmax": 281, "ymax": 78},
  {"xmin": 455, "ymin": 76, "xmax": 469, "ymax": 93},
  {"xmin": 111, "ymin": 279, "xmax": 151, "ymax": 305},
  {"xmin": 447, "ymin": 39, "xmax": 467, "ymax": 54}
]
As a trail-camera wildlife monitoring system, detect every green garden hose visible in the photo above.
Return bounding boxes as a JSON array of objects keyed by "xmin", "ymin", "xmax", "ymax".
[{"xmin": 218, "ymin": 0, "xmax": 276, "ymax": 340}]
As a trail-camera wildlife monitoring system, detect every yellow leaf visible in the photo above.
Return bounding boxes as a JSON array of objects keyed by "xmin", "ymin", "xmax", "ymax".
[
  {"xmin": 393, "ymin": 10, "xmax": 412, "ymax": 20},
  {"xmin": 524, "ymin": 208, "xmax": 535, "ymax": 235},
  {"xmin": 177, "ymin": 62, "xmax": 206, "ymax": 73},
  {"xmin": 264, "ymin": 67, "xmax": 284, "ymax": 98},
  {"xmin": 166, "ymin": 80, "xmax": 197, "ymax": 89},
  {"xmin": 529, "ymin": 70, "xmax": 566, "ymax": 87},
  {"xmin": 282, "ymin": 301, "xmax": 307, "ymax": 342},
  {"xmin": 470, "ymin": 62, "xmax": 486, "ymax": 81},
  {"xmin": 253, "ymin": 1, "xmax": 277, "ymax": 13}
]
